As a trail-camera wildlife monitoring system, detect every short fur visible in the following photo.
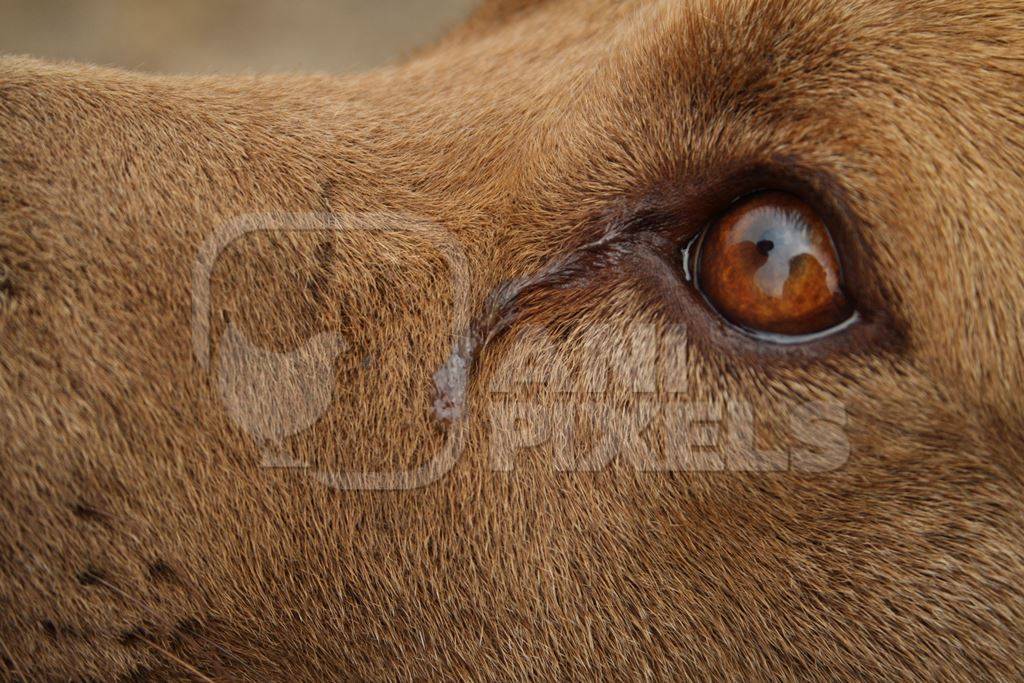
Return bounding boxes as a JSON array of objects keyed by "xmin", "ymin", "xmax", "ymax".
[{"xmin": 1, "ymin": 0, "xmax": 1022, "ymax": 679}]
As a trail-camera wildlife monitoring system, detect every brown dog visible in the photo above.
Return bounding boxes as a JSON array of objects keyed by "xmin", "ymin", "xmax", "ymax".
[{"xmin": 1, "ymin": 0, "xmax": 1022, "ymax": 679}]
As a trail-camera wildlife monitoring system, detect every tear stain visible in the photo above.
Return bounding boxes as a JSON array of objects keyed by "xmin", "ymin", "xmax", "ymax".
[{"xmin": 432, "ymin": 222, "xmax": 643, "ymax": 423}]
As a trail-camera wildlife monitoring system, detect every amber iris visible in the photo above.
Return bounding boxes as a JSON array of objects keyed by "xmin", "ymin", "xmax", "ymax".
[{"xmin": 696, "ymin": 191, "xmax": 852, "ymax": 337}]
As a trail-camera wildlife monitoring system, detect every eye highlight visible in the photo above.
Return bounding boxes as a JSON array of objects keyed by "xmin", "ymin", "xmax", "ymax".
[{"xmin": 684, "ymin": 191, "xmax": 855, "ymax": 341}]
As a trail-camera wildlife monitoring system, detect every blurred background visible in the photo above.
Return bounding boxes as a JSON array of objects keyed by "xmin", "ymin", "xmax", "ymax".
[{"xmin": 0, "ymin": 0, "xmax": 478, "ymax": 74}]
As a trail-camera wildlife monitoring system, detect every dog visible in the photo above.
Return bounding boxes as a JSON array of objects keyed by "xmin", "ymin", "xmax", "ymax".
[{"xmin": 1, "ymin": 0, "xmax": 1022, "ymax": 678}]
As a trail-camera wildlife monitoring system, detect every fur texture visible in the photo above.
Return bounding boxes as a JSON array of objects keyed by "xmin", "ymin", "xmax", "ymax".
[{"xmin": 1, "ymin": 0, "xmax": 1022, "ymax": 679}]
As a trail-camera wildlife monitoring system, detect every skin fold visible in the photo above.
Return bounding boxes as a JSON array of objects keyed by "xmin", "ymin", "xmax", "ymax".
[{"xmin": 0, "ymin": 0, "xmax": 1022, "ymax": 679}]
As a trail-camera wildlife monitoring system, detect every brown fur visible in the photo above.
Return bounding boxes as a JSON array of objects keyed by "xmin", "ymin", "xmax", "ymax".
[{"xmin": 1, "ymin": 0, "xmax": 1023, "ymax": 679}]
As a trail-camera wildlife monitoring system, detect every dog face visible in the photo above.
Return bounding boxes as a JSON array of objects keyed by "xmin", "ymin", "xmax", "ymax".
[{"xmin": 0, "ymin": 0, "xmax": 1022, "ymax": 678}]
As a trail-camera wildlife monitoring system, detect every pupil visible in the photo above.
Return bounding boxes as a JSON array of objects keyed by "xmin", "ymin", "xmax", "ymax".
[{"xmin": 756, "ymin": 239, "xmax": 774, "ymax": 255}]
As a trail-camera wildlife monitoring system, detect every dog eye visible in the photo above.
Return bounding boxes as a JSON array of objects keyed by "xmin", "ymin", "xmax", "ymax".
[{"xmin": 685, "ymin": 191, "xmax": 854, "ymax": 340}]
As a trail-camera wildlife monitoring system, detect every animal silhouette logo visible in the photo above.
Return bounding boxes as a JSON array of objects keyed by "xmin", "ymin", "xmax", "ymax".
[
  {"xmin": 190, "ymin": 213, "xmax": 349, "ymax": 467},
  {"xmin": 216, "ymin": 321, "xmax": 346, "ymax": 467},
  {"xmin": 191, "ymin": 212, "xmax": 471, "ymax": 486}
]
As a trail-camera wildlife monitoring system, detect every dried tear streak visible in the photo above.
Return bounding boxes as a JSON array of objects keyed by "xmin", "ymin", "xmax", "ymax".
[{"xmin": 432, "ymin": 221, "xmax": 639, "ymax": 423}]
